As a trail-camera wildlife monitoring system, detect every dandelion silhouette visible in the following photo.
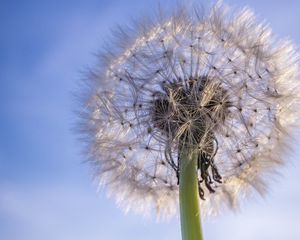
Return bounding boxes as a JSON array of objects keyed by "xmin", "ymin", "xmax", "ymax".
[{"xmin": 78, "ymin": 2, "xmax": 300, "ymax": 239}]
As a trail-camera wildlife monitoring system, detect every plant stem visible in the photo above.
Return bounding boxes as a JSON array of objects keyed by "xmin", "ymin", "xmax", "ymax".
[{"xmin": 179, "ymin": 147, "xmax": 203, "ymax": 240}]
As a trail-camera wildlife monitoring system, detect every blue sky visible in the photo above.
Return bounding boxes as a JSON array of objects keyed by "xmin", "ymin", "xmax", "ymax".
[{"xmin": 1, "ymin": 0, "xmax": 300, "ymax": 239}]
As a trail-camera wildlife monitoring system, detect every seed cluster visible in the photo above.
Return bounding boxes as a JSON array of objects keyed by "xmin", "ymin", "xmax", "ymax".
[{"xmin": 79, "ymin": 3, "xmax": 300, "ymax": 218}]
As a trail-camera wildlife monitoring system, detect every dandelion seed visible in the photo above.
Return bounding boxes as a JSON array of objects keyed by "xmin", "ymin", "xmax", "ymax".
[{"xmin": 78, "ymin": 1, "xmax": 300, "ymax": 227}]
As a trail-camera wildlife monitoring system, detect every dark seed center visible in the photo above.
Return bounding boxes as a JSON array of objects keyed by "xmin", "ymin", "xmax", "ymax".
[{"xmin": 150, "ymin": 76, "xmax": 229, "ymax": 198}]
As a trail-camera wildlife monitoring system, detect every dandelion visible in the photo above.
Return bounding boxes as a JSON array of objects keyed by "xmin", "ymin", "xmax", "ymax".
[{"xmin": 78, "ymin": 2, "xmax": 300, "ymax": 240}]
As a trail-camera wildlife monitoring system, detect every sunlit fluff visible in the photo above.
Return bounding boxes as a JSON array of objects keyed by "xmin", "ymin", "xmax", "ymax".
[{"xmin": 78, "ymin": 3, "xmax": 300, "ymax": 219}]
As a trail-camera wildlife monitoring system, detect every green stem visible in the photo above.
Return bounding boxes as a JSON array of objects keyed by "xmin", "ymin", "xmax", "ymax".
[{"xmin": 179, "ymin": 147, "xmax": 203, "ymax": 240}]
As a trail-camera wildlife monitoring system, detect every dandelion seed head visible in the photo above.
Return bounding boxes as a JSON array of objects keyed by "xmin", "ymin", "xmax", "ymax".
[{"xmin": 79, "ymin": 2, "xmax": 300, "ymax": 219}]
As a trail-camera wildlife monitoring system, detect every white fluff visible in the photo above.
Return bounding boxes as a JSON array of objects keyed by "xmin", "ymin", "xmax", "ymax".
[{"xmin": 78, "ymin": 3, "xmax": 300, "ymax": 220}]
